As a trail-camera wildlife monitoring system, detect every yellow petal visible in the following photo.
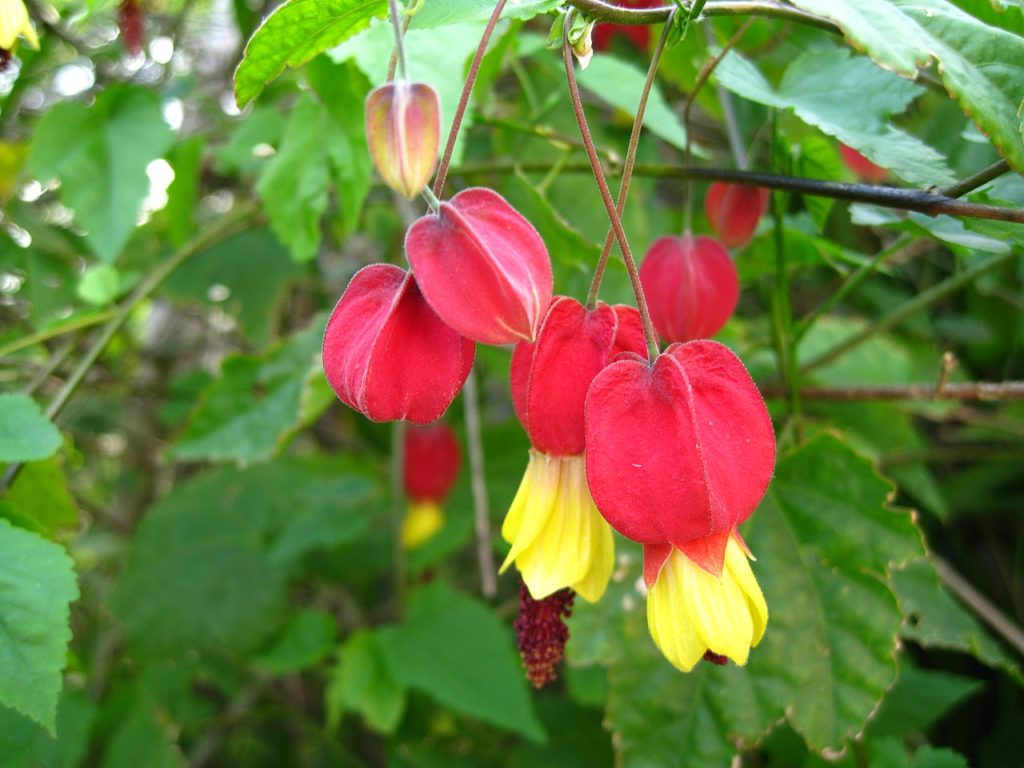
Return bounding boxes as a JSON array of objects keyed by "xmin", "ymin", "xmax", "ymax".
[
  {"xmin": 402, "ymin": 500, "xmax": 443, "ymax": 549},
  {"xmin": 0, "ymin": 0, "xmax": 38, "ymax": 51},
  {"xmin": 725, "ymin": 535, "xmax": 769, "ymax": 646},
  {"xmin": 647, "ymin": 552, "xmax": 705, "ymax": 672}
]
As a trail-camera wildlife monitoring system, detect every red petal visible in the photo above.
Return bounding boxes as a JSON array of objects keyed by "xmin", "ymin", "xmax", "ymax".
[
  {"xmin": 839, "ymin": 143, "xmax": 888, "ymax": 184},
  {"xmin": 404, "ymin": 423, "xmax": 460, "ymax": 502},
  {"xmin": 643, "ymin": 542, "xmax": 673, "ymax": 588},
  {"xmin": 611, "ymin": 304, "xmax": 646, "ymax": 357},
  {"xmin": 676, "ymin": 530, "xmax": 732, "ymax": 576},
  {"xmin": 639, "ymin": 235, "xmax": 738, "ymax": 343},
  {"xmin": 704, "ymin": 182, "xmax": 769, "ymax": 248},
  {"xmin": 585, "ymin": 340, "xmax": 775, "ymax": 544},
  {"xmin": 405, "ymin": 187, "xmax": 553, "ymax": 345},
  {"xmin": 322, "ymin": 264, "xmax": 474, "ymax": 425}
]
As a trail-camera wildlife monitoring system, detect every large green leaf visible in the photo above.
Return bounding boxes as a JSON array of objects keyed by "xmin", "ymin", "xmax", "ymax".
[
  {"xmin": 377, "ymin": 582, "xmax": 545, "ymax": 742},
  {"xmin": 326, "ymin": 629, "xmax": 407, "ymax": 733},
  {"xmin": 715, "ymin": 46, "xmax": 953, "ymax": 185},
  {"xmin": 789, "ymin": 0, "xmax": 1024, "ymax": 173},
  {"xmin": 168, "ymin": 324, "xmax": 325, "ymax": 463},
  {"xmin": 0, "ymin": 393, "xmax": 61, "ymax": 462},
  {"xmin": 28, "ymin": 87, "xmax": 173, "ymax": 262},
  {"xmin": 0, "ymin": 689, "xmax": 97, "ymax": 768},
  {"xmin": 572, "ymin": 433, "xmax": 925, "ymax": 764},
  {"xmin": 0, "ymin": 519, "xmax": 79, "ymax": 733},
  {"xmin": 234, "ymin": 0, "xmax": 386, "ymax": 107}
]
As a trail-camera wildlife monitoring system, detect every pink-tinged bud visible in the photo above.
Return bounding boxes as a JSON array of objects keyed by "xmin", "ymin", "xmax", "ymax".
[
  {"xmin": 585, "ymin": 340, "xmax": 775, "ymax": 548},
  {"xmin": 118, "ymin": 0, "xmax": 145, "ymax": 57},
  {"xmin": 704, "ymin": 182, "xmax": 769, "ymax": 248},
  {"xmin": 839, "ymin": 143, "xmax": 888, "ymax": 184},
  {"xmin": 365, "ymin": 81, "xmax": 441, "ymax": 199},
  {"xmin": 404, "ymin": 423, "xmax": 460, "ymax": 503},
  {"xmin": 510, "ymin": 297, "xmax": 645, "ymax": 456},
  {"xmin": 639, "ymin": 234, "xmax": 739, "ymax": 343},
  {"xmin": 322, "ymin": 264, "xmax": 474, "ymax": 425},
  {"xmin": 405, "ymin": 187, "xmax": 553, "ymax": 345}
]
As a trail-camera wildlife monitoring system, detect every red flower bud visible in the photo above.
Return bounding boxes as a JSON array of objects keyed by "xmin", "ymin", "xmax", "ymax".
[
  {"xmin": 639, "ymin": 234, "xmax": 739, "ymax": 343},
  {"xmin": 322, "ymin": 264, "xmax": 474, "ymax": 425},
  {"xmin": 839, "ymin": 143, "xmax": 888, "ymax": 184},
  {"xmin": 405, "ymin": 188, "xmax": 553, "ymax": 345},
  {"xmin": 117, "ymin": 0, "xmax": 145, "ymax": 56},
  {"xmin": 365, "ymin": 81, "xmax": 441, "ymax": 199},
  {"xmin": 403, "ymin": 423, "xmax": 460, "ymax": 503},
  {"xmin": 704, "ymin": 182, "xmax": 769, "ymax": 248},
  {"xmin": 585, "ymin": 340, "xmax": 775, "ymax": 550},
  {"xmin": 510, "ymin": 297, "xmax": 645, "ymax": 456}
]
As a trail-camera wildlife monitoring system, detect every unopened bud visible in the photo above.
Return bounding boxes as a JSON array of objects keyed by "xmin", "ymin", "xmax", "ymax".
[{"xmin": 365, "ymin": 80, "xmax": 441, "ymax": 199}]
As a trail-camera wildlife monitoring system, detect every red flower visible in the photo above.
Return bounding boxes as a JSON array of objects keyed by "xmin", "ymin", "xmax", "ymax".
[
  {"xmin": 322, "ymin": 264, "xmax": 474, "ymax": 425},
  {"xmin": 839, "ymin": 143, "xmax": 888, "ymax": 184},
  {"xmin": 402, "ymin": 423, "xmax": 460, "ymax": 548},
  {"xmin": 639, "ymin": 234, "xmax": 739, "ymax": 343},
  {"xmin": 704, "ymin": 182, "xmax": 769, "ymax": 248},
  {"xmin": 365, "ymin": 81, "xmax": 441, "ymax": 199},
  {"xmin": 405, "ymin": 188, "xmax": 553, "ymax": 345}
]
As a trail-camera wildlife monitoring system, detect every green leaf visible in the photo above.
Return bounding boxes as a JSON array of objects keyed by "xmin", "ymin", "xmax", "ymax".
[
  {"xmin": 868, "ymin": 660, "xmax": 982, "ymax": 738},
  {"xmin": 0, "ymin": 394, "xmax": 61, "ymax": 462},
  {"xmin": 4, "ymin": 455, "xmax": 79, "ymax": 536},
  {"xmin": 715, "ymin": 46, "xmax": 953, "ymax": 185},
  {"xmin": 327, "ymin": 629, "xmax": 406, "ymax": 733},
  {"xmin": 164, "ymin": 136, "xmax": 204, "ymax": 247},
  {"xmin": 168, "ymin": 324, "xmax": 324, "ymax": 463},
  {"xmin": 255, "ymin": 610, "xmax": 338, "ymax": 674},
  {"xmin": 576, "ymin": 55, "xmax": 690, "ymax": 152},
  {"xmin": 99, "ymin": 693, "xmax": 185, "ymax": 768},
  {"xmin": 76, "ymin": 264, "xmax": 122, "ymax": 306},
  {"xmin": 409, "ymin": 0, "xmax": 560, "ymax": 27},
  {"xmin": 582, "ymin": 433, "xmax": 925, "ymax": 764},
  {"xmin": 377, "ymin": 582, "xmax": 545, "ymax": 742},
  {"xmin": 233, "ymin": 0, "xmax": 386, "ymax": 107},
  {"xmin": 0, "ymin": 689, "xmax": 97, "ymax": 768},
  {"xmin": 28, "ymin": 86, "xmax": 173, "ymax": 261},
  {"xmin": 789, "ymin": 0, "xmax": 1024, "ymax": 174},
  {"xmin": 0, "ymin": 519, "xmax": 79, "ymax": 733}
]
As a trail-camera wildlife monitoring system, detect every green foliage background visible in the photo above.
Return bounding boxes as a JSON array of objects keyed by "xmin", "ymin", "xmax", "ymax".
[{"xmin": 1, "ymin": 0, "xmax": 1023, "ymax": 765}]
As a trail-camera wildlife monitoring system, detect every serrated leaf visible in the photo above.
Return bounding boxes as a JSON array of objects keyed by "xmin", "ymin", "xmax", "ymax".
[
  {"xmin": 715, "ymin": 46, "xmax": 953, "ymax": 185},
  {"xmin": 0, "ymin": 519, "xmax": 79, "ymax": 733},
  {"xmin": 377, "ymin": 582, "xmax": 545, "ymax": 742},
  {"xmin": 789, "ymin": 0, "xmax": 1024, "ymax": 174},
  {"xmin": 0, "ymin": 393, "xmax": 61, "ymax": 462},
  {"xmin": 582, "ymin": 433, "xmax": 925, "ymax": 764},
  {"xmin": 234, "ymin": 0, "xmax": 386, "ymax": 107},
  {"xmin": 327, "ymin": 629, "xmax": 406, "ymax": 733},
  {"xmin": 168, "ymin": 324, "xmax": 323, "ymax": 463},
  {"xmin": 28, "ymin": 86, "xmax": 173, "ymax": 262}
]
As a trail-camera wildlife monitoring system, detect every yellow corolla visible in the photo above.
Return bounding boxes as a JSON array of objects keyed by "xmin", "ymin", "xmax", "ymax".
[
  {"xmin": 647, "ymin": 534, "xmax": 768, "ymax": 672},
  {"xmin": 501, "ymin": 450, "xmax": 614, "ymax": 603},
  {"xmin": 401, "ymin": 499, "xmax": 444, "ymax": 550},
  {"xmin": 0, "ymin": 0, "xmax": 38, "ymax": 51}
]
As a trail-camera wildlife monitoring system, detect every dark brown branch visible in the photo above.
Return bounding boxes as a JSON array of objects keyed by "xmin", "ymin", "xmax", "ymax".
[{"xmin": 759, "ymin": 381, "xmax": 1024, "ymax": 402}]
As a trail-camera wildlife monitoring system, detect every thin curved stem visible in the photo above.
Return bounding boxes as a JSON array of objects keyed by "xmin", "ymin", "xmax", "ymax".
[
  {"xmin": 565, "ymin": 0, "xmax": 838, "ymax": 32},
  {"xmin": 940, "ymin": 158, "xmax": 1011, "ymax": 200},
  {"xmin": 563, "ymin": 13, "xmax": 659, "ymax": 360},
  {"xmin": 586, "ymin": 9, "xmax": 675, "ymax": 308},
  {"xmin": 386, "ymin": 0, "xmax": 412, "ymax": 82},
  {"xmin": 431, "ymin": 0, "xmax": 507, "ymax": 197}
]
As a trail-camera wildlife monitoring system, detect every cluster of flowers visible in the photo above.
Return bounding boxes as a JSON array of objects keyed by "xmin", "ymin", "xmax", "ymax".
[{"xmin": 324, "ymin": 77, "xmax": 777, "ymax": 679}]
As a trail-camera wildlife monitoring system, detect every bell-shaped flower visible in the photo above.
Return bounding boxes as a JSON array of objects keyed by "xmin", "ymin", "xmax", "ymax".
[
  {"xmin": 322, "ymin": 264, "xmax": 474, "ymax": 425},
  {"xmin": 0, "ymin": 0, "xmax": 38, "ymax": 51},
  {"xmin": 365, "ymin": 80, "xmax": 441, "ymax": 199},
  {"xmin": 644, "ymin": 532, "xmax": 767, "ymax": 671},
  {"xmin": 704, "ymin": 182, "xmax": 769, "ymax": 248},
  {"xmin": 501, "ymin": 297, "xmax": 645, "ymax": 603},
  {"xmin": 402, "ymin": 422, "xmax": 460, "ymax": 548},
  {"xmin": 839, "ymin": 143, "xmax": 888, "ymax": 184},
  {"xmin": 585, "ymin": 339, "xmax": 775, "ymax": 669},
  {"xmin": 405, "ymin": 187, "xmax": 553, "ymax": 345},
  {"xmin": 639, "ymin": 234, "xmax": 738, "ymax": 343}
]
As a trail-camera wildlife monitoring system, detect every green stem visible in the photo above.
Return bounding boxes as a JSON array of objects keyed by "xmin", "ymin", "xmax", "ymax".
[
  {"xmin": 565, "ymin": 0, "xmax": 838, "ymax": 32},
  {"xmin": 0, "ymin": 308, "xmax": 116, "ymax": 358},
  {"xmin": 586, "ymin": 9, "xmax": 674, "ymax": 308},
  {"xmin": 386, "ymin": 0, "xmax": 410, "ymax": 81}
]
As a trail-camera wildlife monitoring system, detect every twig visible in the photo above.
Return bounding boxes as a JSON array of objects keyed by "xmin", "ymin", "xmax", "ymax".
[
  {"xmin": 432, "ymin": 0, "xmax": 507, "ymax": 197},
  {"xmin": 564, "ymin": 0, "xmax": 838, "ymax": 32},
  {"xmin": 758, "ymin": 380, "xmax": 1024, "ymax": 401},
  {"xmin": 940, "ymin": 159, "xmax": 1012, "ymax": 200},
  {"xmin": 462, "ymin": 365, "xmax": 497, "ymax": 599},
  {"xmin": 387, "ymin": 0, "xmax": 409, "ymax": 80},
  {"xmin": 0, "ymin": 309, "xmax": 116, "ymax": 358},
  {"xmin": 933, "ymin": 557, "xmax": 1024, "ymax": 659},
  {"xmin": 390, "ymin": 420, "xmax": 408, "ymax": 616}
]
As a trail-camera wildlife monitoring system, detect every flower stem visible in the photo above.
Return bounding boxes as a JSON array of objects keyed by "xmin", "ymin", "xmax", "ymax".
[
  {"xmin": 390, "ymin": 420, "xmax": 408, "ymax": 618},
  {"xmin": 462, "ymin": 365, "xmax": 498, "ymax": 598},
  {"xmin": 432, "ymin": 0, "xmax": 508, "ymax": 198},
  {"xmin": 562, "ymin": 13, "xmax": 659, "ymax": 361},
  {"xmin": 586, "ymin": 9, "xmax": 675, "ymax": 309},
  {"xmin": 387, "ymin": 0, "xmax": 409, "ymax": 80}
]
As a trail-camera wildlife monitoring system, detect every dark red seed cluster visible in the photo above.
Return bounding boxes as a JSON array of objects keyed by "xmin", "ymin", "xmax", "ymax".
[
  {"xmin": 0, "ymin": 49, "xmax": 12, "ymax": 72},
  {"xmin": 514, "ymin": 582, "xmax": 575, "ymax": 689},
  {"xmin": 703, "ymin": 649, "xmax": 729, "ymax": 666}
]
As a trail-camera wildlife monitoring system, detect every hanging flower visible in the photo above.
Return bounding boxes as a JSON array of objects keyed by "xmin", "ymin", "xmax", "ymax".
[
  {"xmin": 405, "ymin": 187, "xmax": 553, "ymax": 345},
  {"xmin": 639, "ymin": 233, "xmax": 739, "ymax": 343},
  {"xmin": 365, "ymin": 80, "xmax": 441, "ymax": 199},
  {"xmin": 585, "ymin": 339, "xmax": 775, "ymax": 668},
  {"xmin": 839, "ymin": 143, "xmax": 888, "ymax": 184},
  {"xmin": 704, "ymin": 182, "xmax": 770, "ymax": 249},
  {"xmin": 0, "ymin": 0, "xmax": 38, "ymax": 52},
  {"xmin": 501, "ymin": 296, "xmax": 645, "ymax": 603},
  {"xmin": 402, "ymin": 422, "xmax": 460, "ymax": 548},
  {"xmin": 322, "ymin": 264, "xmax": 474, "ymax": 425}
]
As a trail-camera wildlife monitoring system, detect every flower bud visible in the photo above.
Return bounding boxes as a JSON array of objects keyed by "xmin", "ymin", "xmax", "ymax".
[
  {"xmin": 585, "ymin": 340, "xmax": 775, "ymax": 547},
  {"xmin": 405, "ymin": 187, "xmax": 553, "ymax": 345},
  {"xmin": 704, "ymin": 182, "xmax": 769, "ymax": 248},
  {"xmin": 322, "ymin": 264, "xmax": 474, "ymax": 425},
  {"xmin": 839, "ymin": 143, "xmax": 888, "ymax": 184},
  {"xmin": 403, "ymin": 423, "xmax": 460, "ymax": 504},
  {"xmin": 365, "ymin": 80, "xmax": 441, "ymax": 199},
  {"xmin": 639, "ymin": 234, "xmax": 738, "ymax": 343}
]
